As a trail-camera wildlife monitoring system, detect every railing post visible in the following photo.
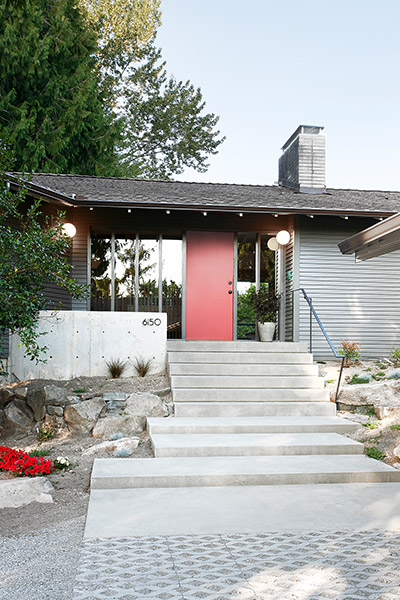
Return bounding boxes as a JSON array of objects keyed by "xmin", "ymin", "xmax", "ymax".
[{"xmin": 309, "ymin": 296, "xmax": 312, "ymax": 354}]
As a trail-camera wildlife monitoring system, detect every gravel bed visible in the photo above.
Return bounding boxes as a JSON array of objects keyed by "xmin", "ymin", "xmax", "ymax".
[{"xmin": 0, "ymin": 516, "xmax": 84, "ymax": 600}]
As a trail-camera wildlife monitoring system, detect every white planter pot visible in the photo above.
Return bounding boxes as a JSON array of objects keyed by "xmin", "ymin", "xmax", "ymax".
[{"xmin": 257, "ymin": 321, "xmax": 275, "ymax": 342}]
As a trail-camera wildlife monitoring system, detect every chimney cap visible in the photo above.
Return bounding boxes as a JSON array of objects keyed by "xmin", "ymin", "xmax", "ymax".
[{"xmin": 282, "ymin": 125, "xmax": 324, "ymax": 151}]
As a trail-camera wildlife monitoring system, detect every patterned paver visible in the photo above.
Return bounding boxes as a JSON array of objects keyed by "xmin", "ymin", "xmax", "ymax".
[{"xmin": 73, "ymin": 530, "xmax": 400, "ymax": 600}]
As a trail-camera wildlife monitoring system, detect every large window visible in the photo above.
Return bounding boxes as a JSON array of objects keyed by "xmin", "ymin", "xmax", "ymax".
[
  {"xmin": 236, "ymin": 233, "xmax": 276, "ymax": 340},
  {"xmin": 90, "ymin": 231, "xmax": 182, "ymax": 338}
]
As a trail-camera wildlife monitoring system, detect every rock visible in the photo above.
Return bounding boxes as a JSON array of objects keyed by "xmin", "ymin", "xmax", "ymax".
[
  {"xmin": 337, "ymin": 381, "xmax": 400, "ymax": 417},
  {"xmin": 394, "ymin": 446, "xmax": 400, "ymax": 459},
  {"xmin": 46, "ymin": 405, "xmax": 64, "ymax": 417},
  {"xmin": 126, "ymin": 392, "xmax": 168, "ymax": 418},
  {"xmin": 338, "ymin": 411, "xmax": 369, "ymax": 425},
  {"xmin": 150, "ymin": 388, "xmax": 171, "ymax": 398},
  {"xmin": 3, "ymin": 399, "xmax": 35, "ymax": 434},
  {"xmin": 0, "ymin": 478, "xmax": 53, "ymax": 509},
  {"xmin": 103, "ymin": 392, "xmax": 127, "ymax": 401},
  {"xmin": 92, "ymin": 415, "xmax": 146, "ymax": 439},
  {"xmin": 13, "ymin": 386, "xmax": 28, "ymax": 400},
  {"xmin": 0, "ymin": 387, "xmax": 14, "ymax": 409},
  {"xmin": 64, "ymin": 397, "xmax": 106, "ymax": 434},
  {"xmin": 82, "ymin": 436, "xmax": 139, "ymax": 456},
  {"xmin": 65, "ymin": 395, "xmax": 80, "ymax": 406},
  {"xmin": 375, "ymin": 405, "xmax": 400, "ymax": 419},
  {"xmin": 43, "ymin": 385, "xmax": 71, "ymax": 406},
  {"xmin": 27, "ymin": 388, "xmax": 46, "ymax": 421}
]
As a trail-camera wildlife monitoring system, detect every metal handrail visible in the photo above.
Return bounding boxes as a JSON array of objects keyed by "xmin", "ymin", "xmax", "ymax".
[{"xmin": 292, "ymin": 288, "xmax": 345, "ymax": 404}]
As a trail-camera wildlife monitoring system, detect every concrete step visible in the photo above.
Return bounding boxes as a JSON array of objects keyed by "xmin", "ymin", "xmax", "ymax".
[
  {"xmin": 167, "ymin": 341, "xmax": 308, "ymax": 353},
  {"xmin": 172, "ymin": 388, "xmax": 330, "ymax": 402},
  {"xmin": 150, "ymin": 432, "xmax": 364, "ymax": 458},
  {"xmin": 171, "ymin": 375, "xmax": 324, "ymax": 389},
  {"xmin": 91, "ymin": 455, "xmax": 400, "ymax": 489},
  {"xmin": 169, "ymin": 363, "xmax": 319, "ymax": 376},
  {"xmin": 175, "ymin": 401, "xmax": 336, "ymax": 417},
  {"xmin": 147, "ymin": 416, "xmax": 359, "ymax": 435},
  {"xmin": 168, "ymin": 351, "xmax": 313, "ymax": 364}
]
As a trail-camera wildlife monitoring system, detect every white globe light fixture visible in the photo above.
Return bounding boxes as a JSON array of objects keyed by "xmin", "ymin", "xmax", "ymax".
[
  {"xmin": 62, "ymin": 223, "xmax": 77, "ymax": 238},
  {"xmin": 276, "ymin": 230, "xmax": 290, "ymax": 246},
  {"xmin": 267, "ymin": 237, "xmax": 279, "ymax": 251}
]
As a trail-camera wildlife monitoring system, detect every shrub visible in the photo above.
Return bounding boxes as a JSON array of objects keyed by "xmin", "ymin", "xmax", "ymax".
[
  {"xmin": 37, "ymin": 417, "xmax": 56, "ymax": 441},
  {"xmin": 390, "ymin": 424, "xmax": 400, "ymax": 431},
  {"xmin": 365, "ymin": 447, "xmax": 385, "ymax": 461},
  {"xmin": 114, "ymin": 448, "xmax": 132, "ymax": 458},
  {"xmin": 363, "ymin": 418, "xmax": 378, "ymax": 429},
  {"xmin": 105, "ymin": 357, "xmax": 127, "ymax": 378},
  {"xmin": 110, "ymin": 433, "xmax": 124, "ymax": 440},
  {"xmin": 349, "ymin": 373, "xmax": 372, "ymax": 385},
  {"xmin": 387, "ymin": 369, "xmax": 400, "ymax": 380},
  {"xmin": 390, "ymin": 347, "xmax": 400, "ymax": 367},
  {"xmin": 338, "ymin": 340, "xmax": 361, "ymax": 365},
  {"xmin": 134, "ymin": 357, "xmax": 152, "ymax": 377}
]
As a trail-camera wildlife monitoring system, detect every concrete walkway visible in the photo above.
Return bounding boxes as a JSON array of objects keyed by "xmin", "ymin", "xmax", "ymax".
[{"xmin": 73, "ymin": 482, "xmax": 400, "ymax": 599}]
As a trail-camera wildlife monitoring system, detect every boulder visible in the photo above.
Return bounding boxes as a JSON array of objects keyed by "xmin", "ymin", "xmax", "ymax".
[
  {"xmin": 126, "ymin": 392, "xmax": 168, "ymax": 418},
  {"xmin": 150, "ymin": 388, "xmax": 171, "ymax": 398},
  {"xmin": 0, "ymin": 387, "xmax": 14, "ymax": 409},
  {"xmin": 92, "ymin": 392, "xmax": 167, "ymax": 438},
  {"xmin": 27, "ymin": 388, "xmax": 46, "ymax": 421},
  {"xmin": 46, "ymin": 405, "xmax": 64, "ymax": 417},
  {"xmin": 13, "ymin": 386, "xmax": 28, "ymax": 400},
  {"xmin": 64, "ymin": 397, "xmax": 106, "ymax": 434},
  {"xmin": 43, "ymin": 385, "xmax": 68, "ymax": 406},
  {"xmin": 82, "ymin": 436, "xmax": 139, "ymax": 456},
  {"xmin": 337, "ymin": 381, "xmax": 400, "ymax": 418},
  {"xmin": 3, "ymin": 399, "xmax": 35, "ymax": 434},
  {"xmin": 0, "ymin": 478, "xmax": 53, "ymax": 509},
  {"xmin": 92, "ymin": 415, "xmax": 146, "ymax": 439}
]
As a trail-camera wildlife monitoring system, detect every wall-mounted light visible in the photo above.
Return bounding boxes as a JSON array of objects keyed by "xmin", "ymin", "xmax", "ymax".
[
  {"xmin": 267, "ymin": 237, "xmax": 279, "ymax": 251},
  {"xmin": 238, "ymin": 212, "xmax": 243, "ymax": 217},
  {"xmin": 276, "ymin": 230, "xmax": 290, "ymax": 245},
  {"xmin": 341, "ymin": 215, "xmax": 349, "ymax": 220},
  {"xmin": 89, "ymin": 207, "xmax": 94, "ymax": 211},
  {"xmin": 62, "ymin": 223, "xmax": 77, "ymax": 238},
  {"xmin": 307, "ymin": 214, "xmax": 314, "ymax": 219},
  {"xmin": 203, "ymin": 211, "xmax": 207, "ymax": 216},
  {"xmin": 128, "ymin": 209, "xmax": 131, "ymax": 213},
  {"xmin": 274, "ymin": 214, "xmax": 279, "ymax": 218},
  {"xmin": 166, "ymin": 210, "xmax": 171, "ymax": 215}
]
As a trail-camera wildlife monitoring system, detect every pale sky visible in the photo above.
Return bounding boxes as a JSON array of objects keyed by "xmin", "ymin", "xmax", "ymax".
[{"xmin": 157, "ymin": 0, "xmax": 400, "ymax": 191}]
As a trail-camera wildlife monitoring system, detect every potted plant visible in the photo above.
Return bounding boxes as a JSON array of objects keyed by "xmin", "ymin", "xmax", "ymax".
[{"xmin": 247, "ymin": 286, "xmax": 280, "ymax": 341}]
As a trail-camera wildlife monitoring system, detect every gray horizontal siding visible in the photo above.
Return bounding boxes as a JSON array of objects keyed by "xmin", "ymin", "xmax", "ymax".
[{"xmin": 298, "ymin": 220, "xmax": 400, "ymax": 359}]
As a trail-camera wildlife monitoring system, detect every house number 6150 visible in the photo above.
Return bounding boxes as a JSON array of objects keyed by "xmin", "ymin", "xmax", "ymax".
[{"xmin": 142, "ymin": 318, "xmax": 161, "ymax": 326}]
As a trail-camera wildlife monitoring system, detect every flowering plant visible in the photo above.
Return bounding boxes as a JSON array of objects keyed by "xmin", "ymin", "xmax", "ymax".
[
  {"xmin": 53, "ymin": 456, "xmax": 71, "ymax": 470},
  {"xmin": 0, "ymin": 446, "xmax": 54, "ymax": 477}
]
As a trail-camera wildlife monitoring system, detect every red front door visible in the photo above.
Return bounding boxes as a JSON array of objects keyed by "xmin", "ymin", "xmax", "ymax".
[{"xmin": 186, "ymin": 231, "xmax": 234, "ymax": 340}]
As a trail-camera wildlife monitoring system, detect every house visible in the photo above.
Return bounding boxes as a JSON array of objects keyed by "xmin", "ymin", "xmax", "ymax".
[{"xmin": 6, "ymin": 125, "xmax": 400, "ymax": 375}]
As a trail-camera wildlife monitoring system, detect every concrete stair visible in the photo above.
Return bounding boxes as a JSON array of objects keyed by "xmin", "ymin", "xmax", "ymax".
[{"xmin": 91, "ymin": 341, "xmax": 400, "ymax": 489}]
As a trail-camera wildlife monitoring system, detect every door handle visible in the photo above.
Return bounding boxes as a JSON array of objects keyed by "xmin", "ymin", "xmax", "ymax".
[
  {"xmin": 228, "ymin": 281, "xmax": 232, "ymax": 285},
  {"xmin": 228, "ymin": 290, "xmax": 233, "ymax": 294}
]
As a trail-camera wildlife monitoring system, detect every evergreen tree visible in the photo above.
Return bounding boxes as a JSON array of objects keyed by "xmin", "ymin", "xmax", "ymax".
[
  {"xmin": 121, "ymin": 45, "xmax": 225, "ymax": 179},
  {"xmin": 0, "ymin": 0, "xmax": 120, "ymax": 175}
]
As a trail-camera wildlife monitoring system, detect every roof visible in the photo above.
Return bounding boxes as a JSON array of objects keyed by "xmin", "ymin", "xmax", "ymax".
[
  {"xmin": 339, "ymin": 212, "xmax": 400, "ymax": 260},
  {"xmin": 10, "ymin": 172, "xmax": 400, "ymax": 217}
]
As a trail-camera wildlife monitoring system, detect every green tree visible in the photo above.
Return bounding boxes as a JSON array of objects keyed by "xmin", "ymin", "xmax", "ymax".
[
  {"xmin": 0, "ymin": 0, "xmax": 120, "ymax": 175},
  {"xmin": 121, "ymin": 45, "xmax": 225, "ymax": 179},
  {"xmin": 0, "ymin": 145, "xmax": 87, "ymax": 361}
]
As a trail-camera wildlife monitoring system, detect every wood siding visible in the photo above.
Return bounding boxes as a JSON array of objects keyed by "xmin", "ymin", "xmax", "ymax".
[{"xmin": 297, "ymin": 216, "xmax": 400, "ymax": 359}]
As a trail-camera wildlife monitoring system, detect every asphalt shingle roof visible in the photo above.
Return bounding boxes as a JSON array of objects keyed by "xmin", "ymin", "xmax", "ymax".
[{"xmin": 25, "ymin": 173, "xmax": 400, "ymax": 216}]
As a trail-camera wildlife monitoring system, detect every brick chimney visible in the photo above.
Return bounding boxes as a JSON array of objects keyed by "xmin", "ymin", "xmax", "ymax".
[{"xmin": 278, "ymin": 125, "xmax": 326, "ymax": 193}]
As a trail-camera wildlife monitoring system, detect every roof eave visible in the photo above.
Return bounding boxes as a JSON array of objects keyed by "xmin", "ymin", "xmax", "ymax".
[{"xmin": 338, "ymin": 212, "xmax": 400, "ymax": 255}]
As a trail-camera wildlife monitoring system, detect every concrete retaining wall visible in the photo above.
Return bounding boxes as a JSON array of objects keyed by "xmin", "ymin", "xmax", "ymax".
[{"xmin": 9, "ymin": 311, "xmax": 167, "ymax": 380}]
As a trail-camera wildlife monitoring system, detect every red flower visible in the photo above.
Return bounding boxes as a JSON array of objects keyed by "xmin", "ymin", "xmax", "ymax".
[{"xmin": 0, "ymin": 446, "xmax": 54, "ymax": 477}]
